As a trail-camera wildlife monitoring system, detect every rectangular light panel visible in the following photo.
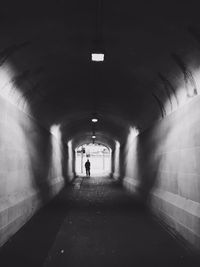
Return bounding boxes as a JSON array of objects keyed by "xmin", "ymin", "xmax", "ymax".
[{"xmin": 91, "ymin": 53, "xmax": 104, "ymax": 62}]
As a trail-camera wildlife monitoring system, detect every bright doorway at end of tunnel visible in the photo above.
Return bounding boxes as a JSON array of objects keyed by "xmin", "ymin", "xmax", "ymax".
[{"xmin": 75, "ymin": 144, "xmax": 111, "ymax": 177}]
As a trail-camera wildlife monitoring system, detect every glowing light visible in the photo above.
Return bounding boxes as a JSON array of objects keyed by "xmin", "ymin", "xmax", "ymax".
[
  {"xmin": 92, "ymin": 135, "xmax": 96, "ymax": 139},
  {"xmin": 49, "ymin": 124, "xmax": 63, "ymax": 179},
  {"xmin": 0, "ymin": 64, "xmax": 30, "ymax": 113},
  {"xmin": 127, "ymin": 127, "xmax": 139, "ymax": 146},
  {"xmin": 124, "ymin": 127, "xmax": 139, "ymax": 180},
  {"xmin": 67, "ymin": 140, "xmax": 73, "ymax": 178},
  {"xmin": 75, "ymin": 143, "xmax": 111, "ymax": 176},
  {"xmin": 91, "ymin": 53, "xmax": 104, "ymax": 62},
  {"xmin": 91, "ymin": 118, "xmax": 98, "ymax": 123},
  {"xmin": 50, "ymin": 125, "xmax": 60, "ymax": 138},
  {"xmin": 113, "ymin": 140, "xmax": 120, "ymax": 178}
]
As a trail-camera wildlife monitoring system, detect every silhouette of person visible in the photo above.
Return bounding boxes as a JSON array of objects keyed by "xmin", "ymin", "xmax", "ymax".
[{"xmin": 85, "ymin": 159, "xmax": 91, "ymax": 177}]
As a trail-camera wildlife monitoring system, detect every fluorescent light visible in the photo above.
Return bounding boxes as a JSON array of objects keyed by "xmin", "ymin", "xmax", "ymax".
[
  {"xmin": 91, "ymin": 118, "xmax": 98, "ymax": 123},
  {"xmin": 91, "ymin": 53, "xmax": 104, "ymax": 62}
]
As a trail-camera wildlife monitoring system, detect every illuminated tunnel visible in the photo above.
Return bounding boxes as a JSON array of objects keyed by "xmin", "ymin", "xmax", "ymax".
[{"xmin": 0, "ymin": 0, "xmax": 200, "ymax": 262}]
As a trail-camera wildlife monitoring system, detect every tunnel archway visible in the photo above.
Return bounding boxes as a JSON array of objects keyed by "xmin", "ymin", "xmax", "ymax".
[
  {"xmin": 75, "ymin": 143, "xmax": 112, "ymax": 177},
  {"xmin": 0, "ymin": 0, "xmax": 200, "ymax": 255}
]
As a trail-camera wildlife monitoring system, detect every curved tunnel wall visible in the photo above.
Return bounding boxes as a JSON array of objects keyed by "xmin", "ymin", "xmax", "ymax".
[
  {"xmin": 122, "ymin": 96, "xmax": 200, "ymax": 250},
  {"xmin": 0, "ymin": 94, "xmax": 67, "ymax": 247}
]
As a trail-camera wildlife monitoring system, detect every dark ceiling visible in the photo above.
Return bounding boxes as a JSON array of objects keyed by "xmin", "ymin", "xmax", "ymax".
[{"xmin": 1, "ymin": 0, "xmax": 200, "ymax": 147}]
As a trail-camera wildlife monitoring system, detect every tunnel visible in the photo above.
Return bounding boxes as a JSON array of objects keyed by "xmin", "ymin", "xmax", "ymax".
[{"xmin": 0, "ymin": 0, "xmax": 200, "ymax": 266}]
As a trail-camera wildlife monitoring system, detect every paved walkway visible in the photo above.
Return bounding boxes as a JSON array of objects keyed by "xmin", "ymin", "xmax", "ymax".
[{"xmin": 0, "ymin": 176, "xmax": 199, "ymax": 267}]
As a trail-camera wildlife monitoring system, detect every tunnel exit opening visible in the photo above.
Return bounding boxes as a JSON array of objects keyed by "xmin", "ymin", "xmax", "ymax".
[{"xmin": 75, "ymin": 143, "xmax": 111, "ymax": 177}]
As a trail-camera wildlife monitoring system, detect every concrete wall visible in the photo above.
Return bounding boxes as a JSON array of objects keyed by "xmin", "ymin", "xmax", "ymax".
[
  {"xmin": 123, "ymin": 96, "xmax": 200, "ymax": 250},
  {"xmin": 0, "ymin": 94, "xmax": 65, "ymax": 247}
]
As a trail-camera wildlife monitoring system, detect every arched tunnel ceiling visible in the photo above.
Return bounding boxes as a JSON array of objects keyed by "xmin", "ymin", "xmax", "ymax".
[
  {"xmin": 1, "ymin": 0, "xmax": 200, "ymax": 145},
  {"xmin": 72, "ymin": 133, "xmax": 116, "ymax": 151}
]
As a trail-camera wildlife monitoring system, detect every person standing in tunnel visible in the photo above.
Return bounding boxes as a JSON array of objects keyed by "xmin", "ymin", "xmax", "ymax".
[{"xmin": 85, "ymin": 159, "xmax": 91, "ymax": 177}]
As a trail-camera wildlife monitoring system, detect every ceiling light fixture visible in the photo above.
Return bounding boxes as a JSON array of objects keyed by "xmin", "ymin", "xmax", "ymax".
[
  {"xmin": 91, "ymin": 117, "xmax": 98, "ymax": 123},
  {"xmin": 91, "ymin": 53, "xmax": 104, "ymax": 62}
]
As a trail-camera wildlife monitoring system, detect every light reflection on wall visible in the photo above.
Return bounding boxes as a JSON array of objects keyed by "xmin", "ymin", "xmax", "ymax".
[
  {"xmin": 0, "ymin": 98, "xmax": 35, "ymax": 200},
  {"xmin": 113, "ymin": 140, "xmax": 120, "ymax": 179},
  {"xmin": 0, "ymin": 64, "xmax": 30, "ymax": 113},
  {"xmin": 193, "ymin": 67, "xmax": 200, "ymax": 95},
  {"xmin": 126, "ymin": 127, "xmax": 139, "ymax": 145},
  {"xmin": 49, "ymin": 125, "xmax": 62, "ymax": 180},
  {"xmin": 163, "ymin": 67, "xmax": 200, "ymax": 114},
  {"xmin": 0, "ymin": 63, "xmax": 34, "ymax": 203},
  {"xmin": 67, "ymin": 140, "xmax": 73, "ymax": 178},
  {"xmin": 124, "ymin": 127, "xmax": 139, "ymax": 182}
]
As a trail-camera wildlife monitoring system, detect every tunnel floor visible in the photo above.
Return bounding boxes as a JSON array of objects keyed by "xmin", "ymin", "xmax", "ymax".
[{"xmin": 0, "ymin": 176, "xmax": 199, "ymax": 267}]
